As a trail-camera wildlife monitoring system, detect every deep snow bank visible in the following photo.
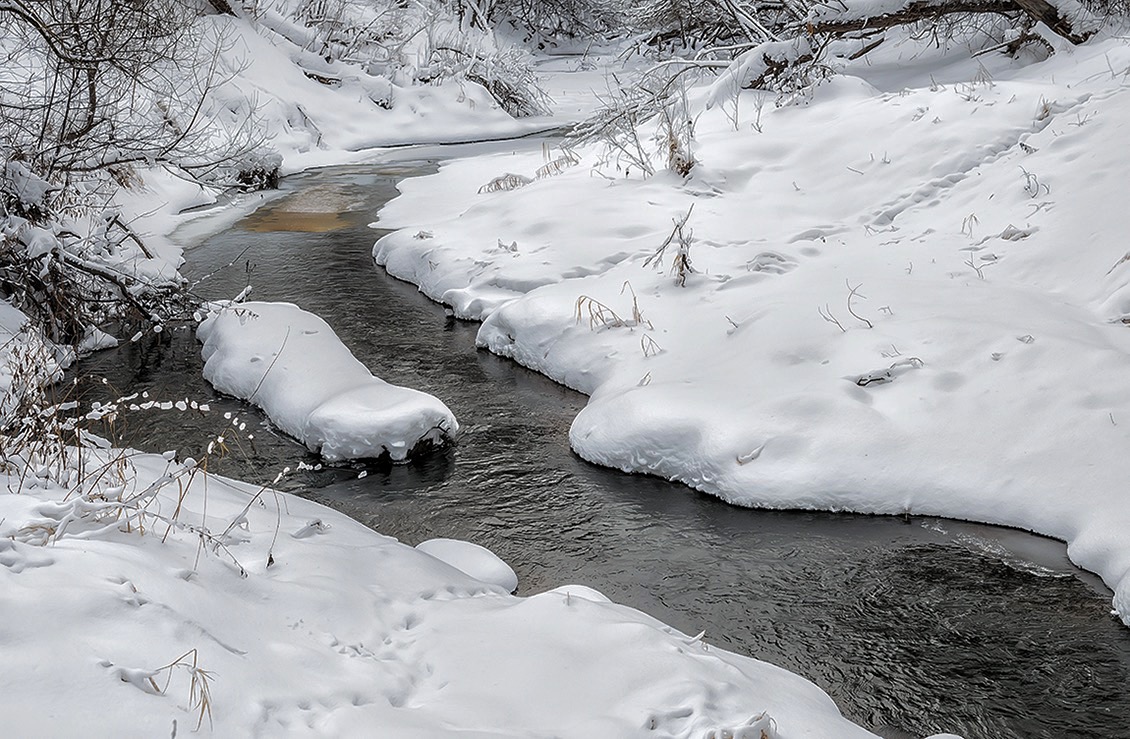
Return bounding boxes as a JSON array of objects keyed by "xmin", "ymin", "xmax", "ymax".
[
  {"xmin": 374, "ymin": 37, "xmax": 1130, "ymax": 625},
  {"xmin": 198, "ymin": 301, "xmax": 457, "ymax": 461},
  {"xmin": 0, "ymin": 448, "xmax": 878, "ymax": 737}
]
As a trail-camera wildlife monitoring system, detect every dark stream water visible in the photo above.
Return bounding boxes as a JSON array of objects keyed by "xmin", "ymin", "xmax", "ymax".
[{"xmin": 78, "ymin": 159, "xmax": 1130, "ymax": 739}]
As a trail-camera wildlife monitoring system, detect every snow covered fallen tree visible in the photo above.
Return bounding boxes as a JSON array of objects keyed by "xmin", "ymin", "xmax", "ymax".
[
  {"xmin": 805, "ymin": 0, "xmax": 1102, "ymax": 45},
  {"xmin": 197, "ymin": 301, "xmax": 458, "ymax": 461}
]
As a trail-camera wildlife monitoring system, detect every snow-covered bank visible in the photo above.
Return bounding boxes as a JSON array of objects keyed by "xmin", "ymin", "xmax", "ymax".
[
  {"xmin": 374, "ymin": 35, "xmax": 1130, "ymax": 625},
  {"xmin": 198, "ymin": 301, "xmax": 458, "ymax": 461},
  {"xmin": 87, "ymin": 0, "xmax": 629, "ymax": 292},
  {"xmin": 0, "ymin": 437, "xmax": 877, "ymax": 736},
  {"xmin": 0, "ymin": 98, "xmax": 885, "ymax": 739}
]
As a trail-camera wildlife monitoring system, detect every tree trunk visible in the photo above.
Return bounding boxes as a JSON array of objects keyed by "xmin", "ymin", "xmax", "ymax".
[
  {"xmin": 205, "ymin": 0, "xmax": 237, "ymax": 15},
  {"xmin": 807, "ymin": 0, "xmax": 1098, "ymax": 45},
  {"xmin": 1011, "ymin": 0, "xmax": 1095, "ymax": 43}
]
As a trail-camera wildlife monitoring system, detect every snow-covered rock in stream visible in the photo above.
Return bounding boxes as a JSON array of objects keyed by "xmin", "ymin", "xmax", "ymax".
[
  {"xmin": 416, "ymin": 537, "xmax": 519, "ymax": 592},
  {"xmin": 197, "ymin": 301, "xmax": 457, "ymax": 461}
]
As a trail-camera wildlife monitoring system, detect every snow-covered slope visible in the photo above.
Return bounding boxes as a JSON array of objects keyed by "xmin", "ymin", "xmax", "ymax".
[
  {"xmin": 374, "ymin": 35, "xmax": 1130, "ymax": 625},
  {"xmin": 107, "ymin": 1, "xmax": 581, "ymax": 279},
  {"xmin": 0, "ymin": 284, "xmax": 883, "ymax": 738}
]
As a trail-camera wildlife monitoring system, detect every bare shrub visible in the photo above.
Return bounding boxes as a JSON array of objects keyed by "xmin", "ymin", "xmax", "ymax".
[
  {"xmin": 660, "ymin": 86, "xmax": 697, "ymax": 177},
  {"xmin": 420, "ymin": 29, "xmax": 549, "ymax": 117},
  {"xmin": 644, "ymin": 206, "xmax": 696, "ymax": 286}
]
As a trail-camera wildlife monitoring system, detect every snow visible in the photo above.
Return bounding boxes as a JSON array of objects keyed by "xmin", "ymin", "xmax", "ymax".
[
  {"xmin": 0, "ymin": 160, "xmax": 53, "ymax": 213},
  {"xmin": 705, "ymin": 39, "xmax": 816, "ymax": 108},
  {"xmin": 373, "ymin": 34, "xmax": 1130, "ymax": 626},
  {"xmin": 197, "ymin": 301, "xmax": 458, "ymax": 462},
  {"xmin": 77, "ymin": 326, "xmax": 120, "ymax": 355},
  {"xmin": 416, "ymin": 537, "xmax": 520, "ymax": 592},
  {"xmin": 206, "ymin": 15, "xmax": 552, "ymax": 172},
  {"xmin": 0, "ymin": 301, "xmax": 70, "ymax": 421},
  {"xmin": 97, "ymin": 4, "xmax": 603, "ymax": 285}
]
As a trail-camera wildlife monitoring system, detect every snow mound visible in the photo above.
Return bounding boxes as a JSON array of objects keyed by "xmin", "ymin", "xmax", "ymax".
[
  {"xmin": 416, "ymin": 537, "xmax": 519, "ymax": 592},
  {"xmin": 197, "ymin": 301, "xmax": 457, "ymax": 461}
]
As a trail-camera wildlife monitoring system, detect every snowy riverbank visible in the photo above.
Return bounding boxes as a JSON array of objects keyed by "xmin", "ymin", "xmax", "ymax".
[
  {"xmin": 374, "ymin": 34, "xmax": 1130, "ymax": 626},
  {"xmin": 0, "ymin": 429, "xmax": 879, "ymax": 736},
  {"xmin": 1, "ymin": 198, "xmax": 892, "ymax": 734},
  {"xmin": 0, "ymin": 16, "xmax": 902, "ymax": 736}
]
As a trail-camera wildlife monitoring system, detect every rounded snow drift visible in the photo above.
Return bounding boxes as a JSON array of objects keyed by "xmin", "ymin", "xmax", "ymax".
[{"xmin": 416, "ymin": 538, "xmax": 518, "ymax": 593}]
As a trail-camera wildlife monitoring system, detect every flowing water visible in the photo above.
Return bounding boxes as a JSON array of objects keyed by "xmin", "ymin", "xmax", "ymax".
[{"xmin": 78, "ymin": 158, "xmax": 1130, "ymax": 739}]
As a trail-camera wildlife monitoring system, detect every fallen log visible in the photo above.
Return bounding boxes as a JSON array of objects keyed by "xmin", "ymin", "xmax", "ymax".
[{"xmin": 807, "ymin": 0, "xmax": 1099, "ymax": 44}]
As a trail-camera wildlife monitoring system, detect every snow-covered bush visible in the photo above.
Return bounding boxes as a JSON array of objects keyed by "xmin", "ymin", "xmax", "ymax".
[
  {"xmin": 0, "ymin": 159, "xmax": 186, "ymax": 345},
  {"xmin": 569, "ymin": 60, "xmax": 709, "ymax": 176},
  {"xmin": 0, "ymin": 1, "xmax": 285, "ymax": 352},
  {"xmin": 630, "ymin": 0, "xmax": 819, "ymax": 48},
  {"xmin": 290, "ymin": 0, "xmax": 415, "ymax": 64},
  {"xmin": 266, "ymin": 0, "xmax": 549, "ymax": 117},
  {"xmin": 0, "ymin": 298, "xmax": 264, "ymax": 575},
  {"xmin": 631, "ymin": 0, "xmax": 1105, "ymax": 50},
  {"xmin": 418, "ymin": 28, "xmax": 550, "ymax": 117},
  {"xmin": 580, "ymin": 0, "xmax": 1113, "ymax": 182},
  {"xmin": 0, "ymin": 0, "xmax": 269, "ymax": 185},
  {"xmin": 444, "ymin": 0, "xmax": 631, "ymax": 38},
  {"xmin": 632, "ymin": 0, "xmax": 740, "ymax": 48},
  {"xmin": 644, "ymin": 206, "xmax": 695, "ymax": 285}
]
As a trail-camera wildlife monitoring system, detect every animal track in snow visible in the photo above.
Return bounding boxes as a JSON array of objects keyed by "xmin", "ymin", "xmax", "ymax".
[
  {"xmin": 745, "ymin": 251, "xmax": 797, "ymax": 275},
  {"xmin": 788, "ymin": 225, "xmax": 846, "ymax": 243},
  {"xmin": 0, "ymin": 539, "xmax": 54, "ymax": 573}
]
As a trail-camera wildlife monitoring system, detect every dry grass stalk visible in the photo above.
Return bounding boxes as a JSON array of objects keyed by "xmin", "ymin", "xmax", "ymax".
[
  {"xmin": 148, "ymin": 648, "xmax": 215, "ymax": 730},
  {"xmin": 575, "ymin": 295, "xmax": 626, "ymax": 329},
  {"xmin": 478, "ymin": 173, "xmax": 533, "ymax": 194},
  {"xmin": 535, "ymin": 153, "xmax": 580, "ymax": 179},
  {"xmin": 644, "ymin": 206, "xmax": 696, "ymax": 287}
]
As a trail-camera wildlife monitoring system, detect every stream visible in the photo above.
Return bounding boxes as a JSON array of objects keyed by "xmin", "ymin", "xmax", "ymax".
[{"xmin": 78, "ymin": 156, "xmax": 1130, "ymax": 739}]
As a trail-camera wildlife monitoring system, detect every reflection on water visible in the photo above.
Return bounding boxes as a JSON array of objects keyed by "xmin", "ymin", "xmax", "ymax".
[
  {"xmin": 76, "ymin": 161, "xmax": 1130, "ymax": 739},
  {"xmin": 240, "ymin": 184, "xmax": 358, "ymax": 232}
]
